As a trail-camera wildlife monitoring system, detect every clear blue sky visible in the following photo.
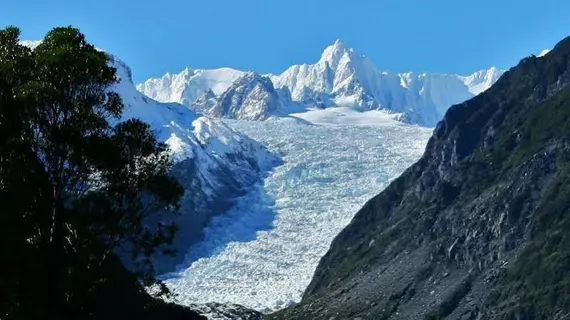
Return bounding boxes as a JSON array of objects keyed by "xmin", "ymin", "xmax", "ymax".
[{"xmin": 2, "ymin": 0, "xmax": 569, "ymax": 82}]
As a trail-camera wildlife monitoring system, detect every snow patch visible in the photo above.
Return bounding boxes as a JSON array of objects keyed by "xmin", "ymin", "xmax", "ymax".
[
  {"xmin": 290, "ymin": 107, "xmax": 403, "ymax": 126},
  {"xmin": 538, "ymin": 49, "xmax": 551, "ymax": 57}
]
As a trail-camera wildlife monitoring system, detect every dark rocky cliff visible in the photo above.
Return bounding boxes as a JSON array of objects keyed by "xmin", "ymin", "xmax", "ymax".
[{"xmin": 272, "ymin": 35, "xmax": 570, "ymax": 320}]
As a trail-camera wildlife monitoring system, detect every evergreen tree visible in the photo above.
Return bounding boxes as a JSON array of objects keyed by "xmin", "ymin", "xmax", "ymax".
[{"xmin": 0, "ymin": 26, "xmax": 201, "ymax": 319}]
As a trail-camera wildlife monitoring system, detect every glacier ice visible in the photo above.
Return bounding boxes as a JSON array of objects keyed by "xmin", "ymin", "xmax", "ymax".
[{"xmin": 164, "ymin": 109, "xmax": 433, "ymax": 312}]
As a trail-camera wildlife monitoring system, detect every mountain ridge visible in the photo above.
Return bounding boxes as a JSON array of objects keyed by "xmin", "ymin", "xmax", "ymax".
[
  {"xmin": 136, "ymin": 67, "xmax": 245, "ymax": 109},
  {"xmin": 137, "ymin": 40, "xmax": 503, "ymax": 126}
]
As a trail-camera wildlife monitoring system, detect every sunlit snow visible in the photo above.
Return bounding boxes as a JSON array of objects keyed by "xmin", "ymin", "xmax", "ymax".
[
  {"xmin": 164, "ymin": 109, "xmax": 433, "ymax": 312},
  {"xmin": 538, "ymin": 49, "xmax": 551, "ymax": 57},
  {"xmin": 290, "ymin": 107, "xmax": 403, "ymax": 126},
  {"xmin": 138, "ymin": 40, "xmax": 503, "ymax": 127}
]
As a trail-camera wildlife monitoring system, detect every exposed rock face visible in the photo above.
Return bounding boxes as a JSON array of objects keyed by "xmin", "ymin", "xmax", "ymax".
[
  {"xmin": 188, "ymin": 303, "xmax": 265, "ymax": 320},
  {"xmin": 192, "ymin": 88, "xmax": 218, "ymax": 113},
  {"xmin": 271, "ymin": 37, "xmax": 570, "ymax": 320},
  {"xmin": 205, "ymin": 72, "xmax": 295, "ymax": 120}
]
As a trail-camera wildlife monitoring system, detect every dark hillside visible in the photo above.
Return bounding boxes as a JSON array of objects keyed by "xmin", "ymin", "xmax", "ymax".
[{"xmin": 272, "ymin": 35, "xmax": 570, "ymax": 320}]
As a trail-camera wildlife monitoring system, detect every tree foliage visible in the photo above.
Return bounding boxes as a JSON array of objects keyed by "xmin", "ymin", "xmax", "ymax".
[{"xmin": 0, "ymin": 26, "xmax": 198, "ymax": 319}]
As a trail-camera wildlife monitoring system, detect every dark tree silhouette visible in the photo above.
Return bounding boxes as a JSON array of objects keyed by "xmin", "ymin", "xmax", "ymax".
[{"xmin": 0, "ymin": 26, "xmax": 202, "ymax": 319}]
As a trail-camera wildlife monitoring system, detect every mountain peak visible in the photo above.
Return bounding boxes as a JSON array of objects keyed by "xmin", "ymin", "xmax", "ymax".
[
  {"xmin": 137, "ymin": 67, "xmax": 245, "ymax": 107},
  {"xmin": 331, "ymin": 39, "xmax": 349, "ymax": 50},
  {"xmin": 234, "ymin": 72, "xmax": 275, "ymax": 88},
  {"xmin": 241, "ymin": 71, "xmax": 263, "ymax": 80},
  {"xmin": 319, "ymin": 39, "xmax": 358, "ymax": 67},
  {"xmin": 181, "ymin": 67, "xmax": 195, "ymax": 77},
  {"xmin": 208, "ymin": 71, "xmax": 286, "ymax": 120},
  {"xmin": 139, "ymin": 38, "xmax": 505, "ymax": 127}
]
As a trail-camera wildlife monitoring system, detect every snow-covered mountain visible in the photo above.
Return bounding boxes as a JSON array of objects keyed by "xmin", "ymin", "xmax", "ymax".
[
  {"xmin": 136, "ymin": 67, "xmax": 245, "ymax": 108},
  {"xmin": 110, "ymin": 56, "xmax": 279, "ymax": 273},
  {"xmin": 192, "ymin": 72, "xmax": 301, "ymax": 120},
  {"xmin": 459, "ymin": 66, "xmax": 504, "ymax": 95},
  {"xmin": 270, "ymin": 39, "xmax": 504, "ymax": 126},
  {"xmin": 21, "ymin": 39, "xmax": 278, "ymax": 273},
  {"xmin": 138, "ymin": 40, "xmax": 504, "ymax": 127},
  {"xmin": 270, "ymin": 39, "xmax": 383, "ymax": 108}
]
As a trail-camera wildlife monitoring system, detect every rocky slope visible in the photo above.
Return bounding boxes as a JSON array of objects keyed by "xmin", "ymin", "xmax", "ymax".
[
  {"xmin": 187, "ymin": 303, "xmax": 264, "ymax": 320},
  {"xmin": 197, "ymin": 72, "xmax": 300, "ymax": 120},
  {"xmin": 271, "ymin": 36, "xmax": 570, "ymax": 320}
]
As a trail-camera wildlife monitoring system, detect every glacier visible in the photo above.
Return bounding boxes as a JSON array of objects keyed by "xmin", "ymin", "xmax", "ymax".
[
  {"xmin": 163, "ymin": 109, "xmax": 433, "ymax": 312},
  {"xmin": 19, "ymin": 39, "xmax": 501, "ymax": 316}
]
